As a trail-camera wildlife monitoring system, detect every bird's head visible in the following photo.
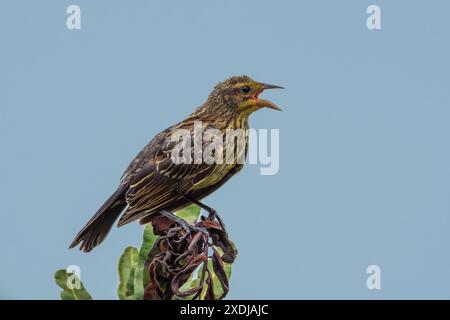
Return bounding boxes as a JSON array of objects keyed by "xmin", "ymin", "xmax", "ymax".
[{"xmin": 208, "ymin": 75, "xmax": 283, "ymax": 114}]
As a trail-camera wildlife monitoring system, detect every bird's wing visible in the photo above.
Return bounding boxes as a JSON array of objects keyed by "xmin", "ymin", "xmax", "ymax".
[
  {"xmin": 117, "ymin": 121, "xmax": 216, "ymax": 226},
  {"xmin": 119, "ymin": 127, "xmax": 172, "ymax": 184}
]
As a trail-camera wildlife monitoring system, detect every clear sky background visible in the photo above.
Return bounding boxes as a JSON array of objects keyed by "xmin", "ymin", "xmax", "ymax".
[{"xmin": 1, "ymin": 0, "xmax": 450, "ymax": 299}]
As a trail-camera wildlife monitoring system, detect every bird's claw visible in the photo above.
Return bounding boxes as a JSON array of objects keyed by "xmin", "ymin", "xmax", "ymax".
[
  {"xmin": 176, "ymin": 218, "xmax": 208, "ymax": 236},
  {"xmin": 191, "ymin": 225, "xmax": 209, "ymax": 236},
  {"xmin": 208, "ymin": 210, "xmax": 226, "ymax": 231}
]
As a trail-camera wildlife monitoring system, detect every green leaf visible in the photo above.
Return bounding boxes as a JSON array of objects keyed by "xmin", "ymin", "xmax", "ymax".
[
  {"xmin": 176, "ymin": 204, "xmax": 201, "ymax": 224},
  {"xmin": 117, "ymin": 246, "xmax": 138, "ymax": 300},
  {"xmin": 54, "ymin": 269, "xmax": 92, "ymax": 300},
  {"xmin": 133, "ymin": 224, "xmax": 158, "ymax": 300}
]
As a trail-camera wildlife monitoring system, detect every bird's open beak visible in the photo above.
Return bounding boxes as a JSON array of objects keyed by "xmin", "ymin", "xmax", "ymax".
[
  {"xmin": 262, "ymin": 83, "xmax": 284, "ymax": 90},
  {"xmin": 254, "ymin": 83, "xmax": 284, "ymax": 111}
]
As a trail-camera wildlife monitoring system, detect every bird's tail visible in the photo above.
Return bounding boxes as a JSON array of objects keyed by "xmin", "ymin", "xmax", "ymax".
[{"xmin": 69, "ymin": 185, "xmax": 127, "ymax": 252}]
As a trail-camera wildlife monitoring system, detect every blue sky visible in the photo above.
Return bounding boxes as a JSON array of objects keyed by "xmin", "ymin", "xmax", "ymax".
[{"xmin": 1, "ymin": 0, "xmax": 450, "ymax": 299}]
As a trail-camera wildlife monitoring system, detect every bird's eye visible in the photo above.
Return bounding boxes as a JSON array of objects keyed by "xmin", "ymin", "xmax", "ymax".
[{"xmin": 241, "ymin": 86, "xmax": 251, "ymax": 93}]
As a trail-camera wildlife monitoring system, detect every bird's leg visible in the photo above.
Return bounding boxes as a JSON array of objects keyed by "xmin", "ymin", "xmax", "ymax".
[
  {"xmin": 158, "ymin": 209, "xmax": 208, "ymax": 236},
  {"xmin": 184, "ymin": 197, "xmax": 226, "ymax": 231}
]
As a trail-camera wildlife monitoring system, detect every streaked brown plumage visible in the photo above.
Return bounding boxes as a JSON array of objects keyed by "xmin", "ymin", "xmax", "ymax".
[{"xmin": 70, "ymin": 75, "xmax": 283, "ymax": 252}]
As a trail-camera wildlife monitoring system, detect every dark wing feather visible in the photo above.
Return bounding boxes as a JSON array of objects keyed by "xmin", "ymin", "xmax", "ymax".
[
  {"xmin": 117, "ymin": 121, "xmax": 215, "ymax": 227},
  {"xmin": 117, "ymin": 163, "xmax": 194, "ymax": 226}
]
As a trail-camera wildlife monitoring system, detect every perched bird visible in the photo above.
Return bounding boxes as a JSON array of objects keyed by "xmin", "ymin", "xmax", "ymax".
[{"xmin": 70, "ymin": 75, "xmax": 283, "ymax": 252}]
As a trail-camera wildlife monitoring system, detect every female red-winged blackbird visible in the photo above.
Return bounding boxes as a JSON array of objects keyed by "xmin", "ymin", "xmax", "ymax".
[{"xmin": 70, "ymin": 75, "xmax": 283, "ymax": 252}]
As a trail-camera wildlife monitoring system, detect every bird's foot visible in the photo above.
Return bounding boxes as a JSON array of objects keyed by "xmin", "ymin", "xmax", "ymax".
[
  {"xmin": 207, "ymin": 209, "xmax": 226, "ymax": 231},
  {"xmin": 183, "ymin": 197, "xmax": 227, "ymax": 231},
  {"xmin": 179, "ymin": 220, "xmax": 208, "ymax": 237},
  {"xmin": 159, "ymin": 210, "xmax": 208, "ymax": 236}
]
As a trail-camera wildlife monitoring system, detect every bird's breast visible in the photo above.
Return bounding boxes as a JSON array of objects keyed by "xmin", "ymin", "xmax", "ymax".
[{"xmin": 192, "ymin": 119, "xmax": 249, "ymax": 190}]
